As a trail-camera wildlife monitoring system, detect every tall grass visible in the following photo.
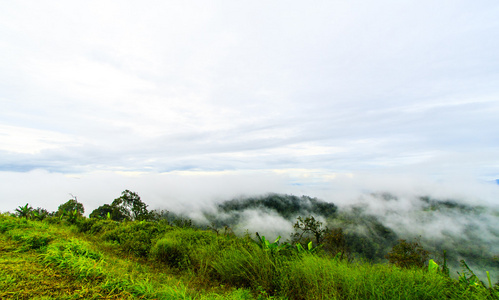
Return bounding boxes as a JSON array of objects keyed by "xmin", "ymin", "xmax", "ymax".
[
  {"xmin": 279, "ymin": 255, "xmax": 447, "ymax": 299},
  {"xmin": 210, "ymin": 244, "xmax": 282, "ymax": 293},
  {"xmin": 42, "ymin": 238, "xmax": 106, "ymax": 280}
]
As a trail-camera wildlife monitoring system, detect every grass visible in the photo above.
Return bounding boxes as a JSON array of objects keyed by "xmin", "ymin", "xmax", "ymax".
[
  {"xmin": 279, "ymin": 255, "xmax": 481, "ymax": 299},
  {"xmin": 0, "ymin": 234, "xmax": 130, "ymax": 299},
  {"xmin": 0, "ymin": 214, "xmax": 497, "ymax": 299}
]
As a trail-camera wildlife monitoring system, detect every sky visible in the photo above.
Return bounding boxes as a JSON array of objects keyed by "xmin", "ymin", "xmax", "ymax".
[{"xmin": 1, "ymin": 1, "xmax": 499, "ymax": 213}]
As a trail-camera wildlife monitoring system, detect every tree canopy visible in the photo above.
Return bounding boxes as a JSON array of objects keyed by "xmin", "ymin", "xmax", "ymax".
[
  {"xmin": 56, "ymin": 198, "xmax": 84, "ymax": 217},
  {"xmin": 89, "ymin": 204, "xmax": 128, "ymax": 221},
  {"xmin": 111, "ymin": 190, "xmax": 149, "ymax": 221}
]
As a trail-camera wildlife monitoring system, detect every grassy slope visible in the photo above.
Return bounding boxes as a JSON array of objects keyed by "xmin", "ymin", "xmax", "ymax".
[
  {"xmin": 0, "ymin": 216, "xmax": 250, "ymax": 300},
  {"xmin": 0, "ymin": 235, "xmax": 119, "ymax": 299},
  {"xmin": 0, "ymin": 215, "xmax": 497, "ymax": 300}
]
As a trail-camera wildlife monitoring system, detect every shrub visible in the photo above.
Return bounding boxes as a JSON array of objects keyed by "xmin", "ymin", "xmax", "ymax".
[
  {"xmin": 101, "ymin": 221, "xmax": 170, "ymax": 257},
  {"xmin": 150, "ymin": 237, "xmax": 188, "ymax": 268},
  {"xmin": 76, "ymin": 218, "xmax": 120, "ymax": 234},
  {"xmin": 386, "ymin": 238, "xmax": 430, "ymax": 269},
  {"xmin": 89, "ymin": 219, "xmax": 119, "ymax": 234},
  {"xmin": 43, "ymin": 216, "xmax": 62, "ymax": 225},
  {"xmin": 150, "ymin": 227, "xmax": 233, "ymax": 271},
  {"xmin": 76, "ymin": 218, "xmax": 98, "ymax": 233}
]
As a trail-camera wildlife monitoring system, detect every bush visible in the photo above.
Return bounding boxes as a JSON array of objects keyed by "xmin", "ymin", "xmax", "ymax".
[
  {"xmin": 150, "ymin": 227, "xmax": 235, "ymax": 271},
  {"xmin": 150, "ymin": 237, "xmax": 188, "ymax": 268},
  {"xmin": 101, "ymin": 221, "xmax": 170, "ymax": 257},
  {"xmin": 76, "ymin": 218, "xmax": 98, "ymax": 233},
  {"xmin": 43, "ymin": 216, "xmax": 62, "ymax": 225},
  {"xmin": 90, "ymin": 219, "xmax": 119, "ymax": 234},
  {"xmin": 75, "ymin": 218, "xmax": 119, "ymax": 234}
]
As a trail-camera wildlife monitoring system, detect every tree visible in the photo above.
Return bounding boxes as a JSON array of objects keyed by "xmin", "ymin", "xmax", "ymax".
[
  {"xmin": 56, "ymin": 196, "xmax": 84, "ymax": 223},
  {"xmin": 111, "ymin": 190, "xmax": 149, "ymax": 221},
  {"xmin": 385, "ymin": 238, "xmax": 429, "ymax": 269},
  {"xmin": 89, "ymin": 204, "xmax": 128, "ymax": 221},
  {"xmin": 291, "ymin": 216, "xmax": 329, "ymax": 246},
  {"xmin": 323, "ymin": 227, "xmax": 350, "ymax": 259}
]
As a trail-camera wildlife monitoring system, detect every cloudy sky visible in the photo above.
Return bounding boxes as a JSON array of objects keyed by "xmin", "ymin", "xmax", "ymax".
[{"xmin": 1, "ymin": 1, "xmax": 498, "ymax": 212}]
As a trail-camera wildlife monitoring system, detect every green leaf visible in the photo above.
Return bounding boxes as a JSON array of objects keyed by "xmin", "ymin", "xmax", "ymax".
[{"xmin": 428, "ymin": 259, "xmax": 439, "ymax": 272}]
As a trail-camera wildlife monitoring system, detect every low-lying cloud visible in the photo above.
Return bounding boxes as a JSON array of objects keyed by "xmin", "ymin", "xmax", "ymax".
[{"xmin": 1, "ymin": 169, "xmax": 498, "ymax": 214}]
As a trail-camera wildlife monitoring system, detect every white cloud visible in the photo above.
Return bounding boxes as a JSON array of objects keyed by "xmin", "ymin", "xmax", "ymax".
[
  {"xmin": 0, "ymin": 124, "xmax": 82, "ymax": 154},
  {"xmin": 0, "ymin": 1, "xmax": 498, "ymax": 195}
]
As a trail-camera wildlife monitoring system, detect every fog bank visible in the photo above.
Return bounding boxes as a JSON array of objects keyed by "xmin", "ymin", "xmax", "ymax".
[{"xmin": 1, "ymin": 169, "xmax": 497, "ymax": 214}]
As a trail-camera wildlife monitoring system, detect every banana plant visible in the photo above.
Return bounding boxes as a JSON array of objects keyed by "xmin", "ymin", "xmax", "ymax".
[
  {"xmin": 15, "ymin": 203, "xmax": 33, "ymax": 220},
  {"xmin": 62, "ymin": 209, "xmax": 79, "ymax": 224},
  {"xmin": 255, "ymin": 232, "xmax": 290, "ymax": 254},
  {"xmin": 31, "ymin": 208, "xmax": 49, "ymax": 221},
  {"xmin": 428, "ymin": 259, "xmax": 439, "ymax": 273},
  {"xmin": 295, "ymin": 241, "xmax": 321, "ymax": 254}
]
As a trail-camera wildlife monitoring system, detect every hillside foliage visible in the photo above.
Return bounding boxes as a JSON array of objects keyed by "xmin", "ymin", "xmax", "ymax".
[{"xmin": 2, "ymin": 191, "xmax": 498, "ymax": 299}]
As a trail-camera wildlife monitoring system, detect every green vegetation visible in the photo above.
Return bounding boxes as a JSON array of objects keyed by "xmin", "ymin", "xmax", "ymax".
[
  {"xmin": 216, "ymin": 194, "xmax": 337, "ymax": 221},
  {"xmin": 1, "ymin": 191, "xmax": 498, "ymax": 299},
  {"xmin": 211, "ymin": 193, "xmax": 499, "ymax": 279},
  {"xmin": 385, "ymin": 238, "xmax": 430, "ymax": 269}
]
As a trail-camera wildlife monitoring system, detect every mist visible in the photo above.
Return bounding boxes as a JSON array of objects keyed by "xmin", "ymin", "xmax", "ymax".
[{"xmin": 2, "ymin": 169, "xmax": 497, "ymax": 214}]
